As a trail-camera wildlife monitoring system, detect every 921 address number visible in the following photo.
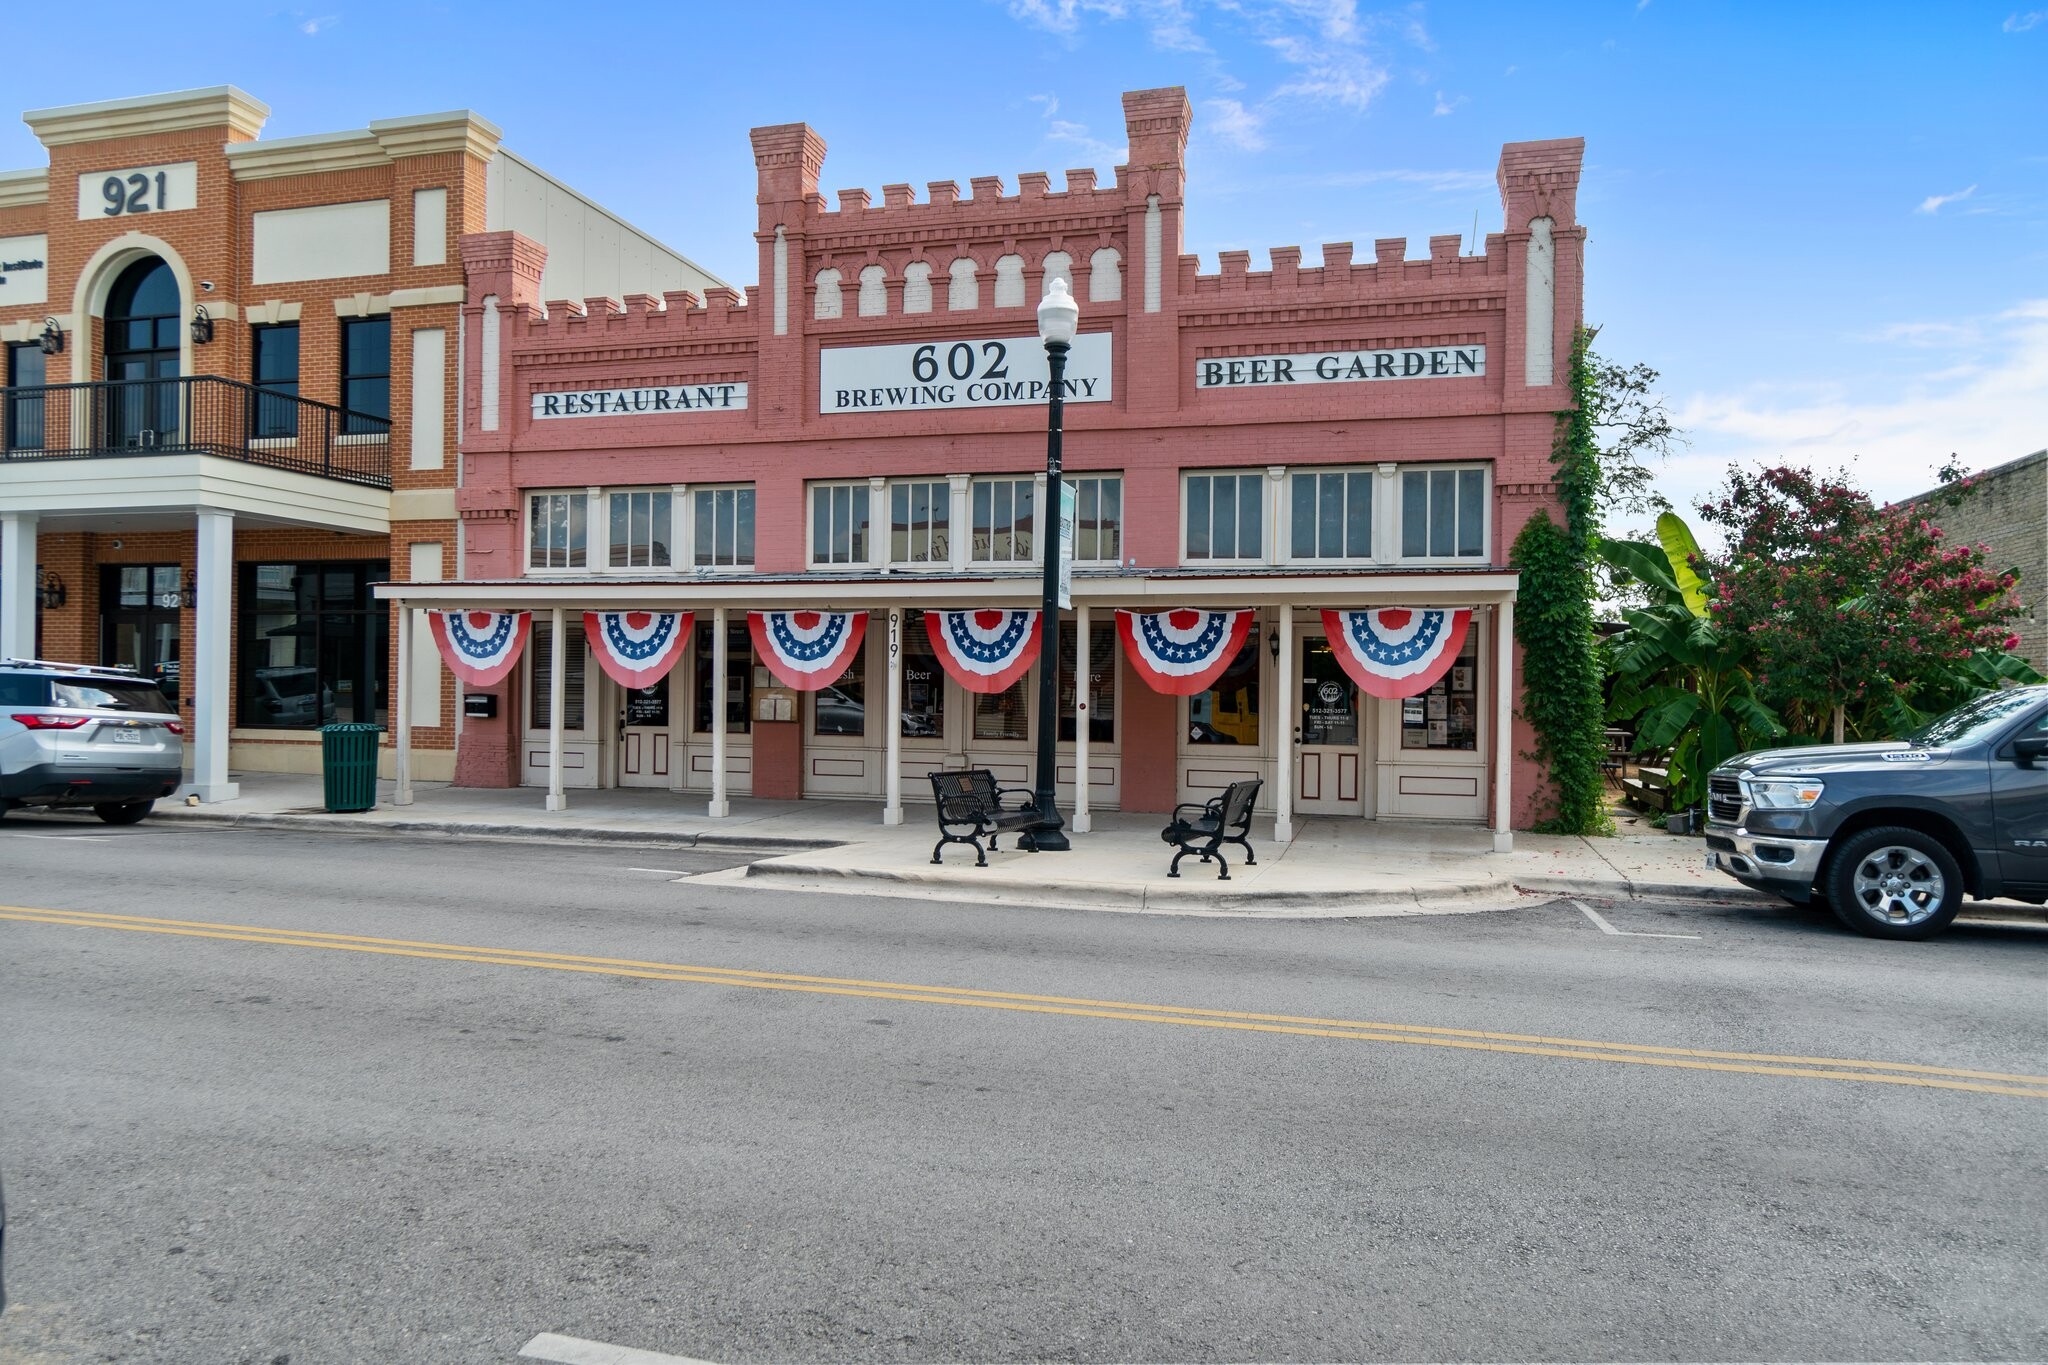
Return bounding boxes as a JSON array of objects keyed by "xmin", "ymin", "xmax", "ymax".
[{"xmin": 102, "ymin": 172, "xmax": 169, "ymax": 217}]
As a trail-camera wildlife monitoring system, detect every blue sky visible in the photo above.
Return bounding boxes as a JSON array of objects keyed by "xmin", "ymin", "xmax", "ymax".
[{"xmin": 9, "ymin": 2, "xmax": 2042, "ymax": 518}]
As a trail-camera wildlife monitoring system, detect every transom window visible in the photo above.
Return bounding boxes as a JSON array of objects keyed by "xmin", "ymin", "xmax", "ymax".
[
  {"xmin": 529, "ymin": 491, "xmax": 588, "ymax": 570},
  {"xmin": 694, "ymin": 486, "xmax": 754, "ymax": 568},
  {"xmin": 972, "ymin": 477, "xmax": 1035, "ymax": 564},
  {"xmin": 811, "ymin": 483, "xmax": 872, "ymax": 566},
  {"xmin": 1290, "ymin": 468, "xmax": 1373, "ymax": 560},
  {"xmin": 1069, "ymin": 475, "xmax": 1122, "ymax": 563},
  {"xmin": 1401, "ymin": 467, "xmax": 1487, "ymax": 560},
  {"xmin": 608, "ymin": 489, "xmax": 671, "ymax": 569},
  {"xmin": 1184, "ymin": 471, "xmax": 1264, "ymax": 562},
  {"xmin": 890, "ymin": 480, "xmax": 951, "ymax": 564}
]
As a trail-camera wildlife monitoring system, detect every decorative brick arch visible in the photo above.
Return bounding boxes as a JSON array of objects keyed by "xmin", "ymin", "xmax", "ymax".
[{"xmin": 70, "ymin": 230, "xmax": 199, "ymax": 382}]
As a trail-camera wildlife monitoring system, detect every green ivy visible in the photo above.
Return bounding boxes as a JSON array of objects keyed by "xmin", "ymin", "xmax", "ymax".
[{"xmin": 1511, "ymin": 327, "xmax": 1611, "ymax": 835}]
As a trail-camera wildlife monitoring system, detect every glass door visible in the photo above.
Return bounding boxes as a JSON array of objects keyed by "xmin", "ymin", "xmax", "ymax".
[
  {"xmin": 1296, "ymin": 636, "xmax": 1363, "ymax": 815},
  {"xmin": 617, "ymin": 673, "xmax": 673, "ymax": 788},
  {"xmin": 100, "ymin": 565, "xmax": 182, "ymax": 704},
  {"xmin": 102, "ymin": 258, "xmax": 181, "ymax": 447}
]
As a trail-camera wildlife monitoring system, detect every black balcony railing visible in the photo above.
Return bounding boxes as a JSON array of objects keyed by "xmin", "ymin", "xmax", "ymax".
[{"xmin": 1, "ymin": 376, "xmax": 392, "ymax": 489}]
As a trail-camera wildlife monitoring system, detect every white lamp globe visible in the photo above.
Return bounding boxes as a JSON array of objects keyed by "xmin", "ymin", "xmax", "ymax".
[{"xmin": 1037, "ymin": 276, "xmax": 1079, "ymax": 346}]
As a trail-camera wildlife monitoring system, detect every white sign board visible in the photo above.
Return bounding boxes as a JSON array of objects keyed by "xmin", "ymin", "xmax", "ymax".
[
  {"xmin": 532, "ymin": 384, "xmax": 749, "ymax": 419},
  {"xmin": 1195, "ymin": 344, "xmax": 1485, "ymax": 389},
  {"xmin": 820, "ymin": 332, "xmax": 1112, "ymax": 415},
  {"xmin": 0, "ymin": 234, "xmax": 48, "ymax": 307},
  {"xmin": 1057, "ymin": 480, "xmax": 1076, "ymax": 611},
  {"xmin": 77, "ymin": 161, "xmax": 198, "ymax": 220}
]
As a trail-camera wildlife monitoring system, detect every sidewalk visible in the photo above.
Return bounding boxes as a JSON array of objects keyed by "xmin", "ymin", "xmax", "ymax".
[{"xmin": 133, "ymin": 771, "xmax": 1840, "ymax": 917}]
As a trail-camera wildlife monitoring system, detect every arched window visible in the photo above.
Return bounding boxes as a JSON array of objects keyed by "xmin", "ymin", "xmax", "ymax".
[
  {"xmin": 813, "ymin": 268, "xmax": 843, "ymax": 320},
  {"xmin": 993, "ymin": 254, "xmax": 1025, "ymax": 308},
  {"xmin": 902, "ymin": 262, "xmax": 933, "ymax": 314},
  {"xmin": 1040, "ymin": 252, "xmax": 1073, "ymax": 298},
  {"xmin": 1089, "ymin": 247, "xmax": 1122, "ymax": 302},
  {"xmin": 948, "ymin": 258, "xmax": 979, "ymax": 311},
  {"xmin": 857, "ymin": 265, "xmax": 887, "ymax": 317},
  {"xmin": 104, "ymin": 257, "xmax": 180, "ymax": 444}
]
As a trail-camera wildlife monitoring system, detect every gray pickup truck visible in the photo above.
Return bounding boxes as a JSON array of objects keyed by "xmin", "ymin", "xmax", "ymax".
[{"xmin": 1705, "ymin": 685, "xmax": 2048, "ymax": 939}]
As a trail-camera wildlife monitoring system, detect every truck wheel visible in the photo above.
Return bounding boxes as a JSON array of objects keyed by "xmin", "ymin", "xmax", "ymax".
[
  {"xmin": 1826, "ymin": 826, "xmax": 1963, "ymax": 940},
  {"xmin": 93, "ymin": 800, "xmax": 154, "ymax": 826}
]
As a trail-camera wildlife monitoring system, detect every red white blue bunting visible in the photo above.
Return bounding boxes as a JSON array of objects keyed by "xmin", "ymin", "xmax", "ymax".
[
  {"xmin": 749, "ymin": 610, "xmax": 868, "ymax": 691},
  {"xmin": 924, "ymin": 610, "xmax": 1041, "ymax": 693},
  {"xmin": 583, "ymin": 611, "xmax": 694, "ymax": 690},
  {"xmin": 1321, "ymin": 608, "xmax": 1472, "ymax": 698},
  {"xmin": 1116, "ymin": 608, "xmax": 1254, "ymax": 696},
  {"xmin": 425, "ymin": 610, "xmax": 531, "ymax": 688}
]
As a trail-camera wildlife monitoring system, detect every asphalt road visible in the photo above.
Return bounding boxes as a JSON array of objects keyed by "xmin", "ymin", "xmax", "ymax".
[{"xmin": 1, "ymin": 814, "xmax": 2044, "ymax": 1364}]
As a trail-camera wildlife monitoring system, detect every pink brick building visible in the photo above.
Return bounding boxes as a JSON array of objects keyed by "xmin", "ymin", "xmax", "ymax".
[{"xmin": 386, "ymin": 87, "xmax": 1585, "ymax": 847}]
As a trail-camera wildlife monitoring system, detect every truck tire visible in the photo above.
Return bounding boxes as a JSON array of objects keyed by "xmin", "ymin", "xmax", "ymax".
[{"xmin": 1826, "ymin": 826, "xmax": 1964, "ymax": 940}]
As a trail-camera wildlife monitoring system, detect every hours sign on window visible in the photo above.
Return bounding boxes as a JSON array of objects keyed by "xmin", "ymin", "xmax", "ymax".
[{"xmin": 76, "ymin": 162, "xmax": 198, "ymax": 220}]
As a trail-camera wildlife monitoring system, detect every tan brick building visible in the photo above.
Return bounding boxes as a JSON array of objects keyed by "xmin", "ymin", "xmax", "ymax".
[
  {"xmin": 1899, "ymin": 449, "xmax": 2048, "ymax": 669},
  {"xmin": 0, "ymin": 86, "xmax": 720, "ymax": 799}
]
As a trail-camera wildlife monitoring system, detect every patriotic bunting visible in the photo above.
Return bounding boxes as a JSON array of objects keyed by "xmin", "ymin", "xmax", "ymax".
[
  {"xmin": 1116, "ymin": 608, "xmax": 1254, "ymax": 696},
  {"xmin": 583, "ymin": 611, "xmax": 694, "ymax": 690},
  {"xmin": 924, "ymin": 610, "xmax": 1041, "ymax": 693},
  {"xmin": 425, "ymin": 610, "xmax": 532, "ymax": 688},
  {"xmin": 749, "ymin": 610, "xmax": 868, "ymax": 691},
  {"xmin": 1321, "ymin": 608, "xmax": 1472, "ymax": 698}
]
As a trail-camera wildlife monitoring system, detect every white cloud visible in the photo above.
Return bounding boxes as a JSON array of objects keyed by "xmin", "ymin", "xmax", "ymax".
[
  {"xmin": 1202, "ymin": 97, "xmax": 1269, "ymax": 150},
  {"xmin": 1297, "ymin": 166, "xmax": 1493, "ymax": 191},
  {"xmin": 1916, "ymin": 184, "xmax": 1978, "ymax": 214},
  {"xmin": 2004, "ymin": 10, "xmax": 2044, "ymax": 31},
  {"xmin": 1670, "ymin": 300, "xmax": 2048, "ymax": 507},
  {"xmin": 297, "ymin": 12, "xmax": 338, "ymax": 34},
  {"xmin": 1030, "ymin": 94, "xmax": 1127, "ymax": 165},
  {"xmin": 1432, "ymin": 91, "xmax": 1467, "ymax": 116},
  {"xmin": 1007, "ymin": 0, "xmax": 1126, "ymax": 34}
]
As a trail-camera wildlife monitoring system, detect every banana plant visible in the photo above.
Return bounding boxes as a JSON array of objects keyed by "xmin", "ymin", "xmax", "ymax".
[{"xmin": 1599, "ymin": 515, "xmax": 1784, "ymax": 811}]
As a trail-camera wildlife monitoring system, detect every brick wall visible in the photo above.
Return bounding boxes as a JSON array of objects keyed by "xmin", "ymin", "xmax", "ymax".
[{"xmin": 1899, "ymin": 450, "xmax": 2048, "ymax": 669}]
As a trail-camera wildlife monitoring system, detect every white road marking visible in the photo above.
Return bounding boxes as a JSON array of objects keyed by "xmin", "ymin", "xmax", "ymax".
[
  {"xmin": 626, "ymin": 867, "xmax": 695, "ymax": 878},
  {"xmin": 519, "ymin": 1332, "xmax": 721, "ymax": 1365},
  {"xmin": 10, "ymin": 833, "xmax": 117, "ymax": 840},
  {"xmin": 1575, "ymin": 900, "xmax": 1703, "ymax": 940}
]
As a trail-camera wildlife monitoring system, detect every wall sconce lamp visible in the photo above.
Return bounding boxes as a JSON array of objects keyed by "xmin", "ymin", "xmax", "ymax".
[
  {"xmin": 1268, "ymin": 627, "xmax": 1281, "ymax": 660},
  {"xmin": 37, "ymin": 317, "xmax": 64, "ymax": 356},
  {"xmin": 36, "ymin": 567, "xmax": 65, "ymax": 610},
  {"xmin": 190, "ymin": 305, "xmax": 214, "ymax": 345}
]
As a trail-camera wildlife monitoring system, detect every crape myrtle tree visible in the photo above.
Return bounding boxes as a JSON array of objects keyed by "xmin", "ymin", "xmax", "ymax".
[{"xmin": 1694, "ymin": 463, "xmax": 2036, "ymax": 743}]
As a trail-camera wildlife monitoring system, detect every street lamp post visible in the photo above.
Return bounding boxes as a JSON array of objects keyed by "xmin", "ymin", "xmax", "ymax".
[{"xmin": 1028, "ymin": 277, "xmax": 1079, "ymax": 851}]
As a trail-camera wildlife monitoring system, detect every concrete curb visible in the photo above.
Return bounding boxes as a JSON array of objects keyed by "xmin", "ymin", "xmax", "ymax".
[
  {"xmin": 149, "ymin": 806, "xmax": 836, "ymax": 854},
  {"xmin": 1511, "ymin": 876, "xmax": 1776, "ymax": 905}
]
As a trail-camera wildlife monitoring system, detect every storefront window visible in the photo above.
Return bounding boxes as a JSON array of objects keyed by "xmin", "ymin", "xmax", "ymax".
[
  {"xmin": 812, "ymin": 642, "xmax": 866, "ymax": 736},
  {"xmin": 1184, "ymin": 472, "xmax": 1263, "ymax": 561},
  {"xmin": 1057, "ymin": 621, "xmax": 1115, "ymax": 743},
  {"xmin": 1398, "ymin": 630, "xmax": 1479, "ymax": 751},
  {"xmin": 692, "ymin": 622, "xmax": 753, "ymax": 734},
  {"xmin": 902, "ymin": 613, "xmax": 946, "ymax": 740},
  {"xmin": 971, "ymin": 477, "xmax": 1035, "ymax": 564},
  {"xmin": 101, "ymin": 564, "xmax": 182, "ymax": 704},
  {"xmin": 527, "ymin": 617, "xmax": 587, "ymax": 731},
  {"xmin": 608, "ymin": 490, "xmax": 671, "ymax": 568},
  {"xmin": 973, "ymin": 679, "xmax": 1030, "ymax": 741},
  {"xmin": 1187, "ymin": 634, "xmax": 1259, "ymax": 745},
  {"xmin": 238, "ymin": 561, "xmax": 390, "ymax": 728},
  {"xmin": 1070, "ymin": 475, "xmax": 1121, "ymax": 562}
]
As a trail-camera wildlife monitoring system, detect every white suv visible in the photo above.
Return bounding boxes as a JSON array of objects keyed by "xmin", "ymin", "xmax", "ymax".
[{"xmin": 0, "ymin": 658, "xmax": 185, "ymax": 824}]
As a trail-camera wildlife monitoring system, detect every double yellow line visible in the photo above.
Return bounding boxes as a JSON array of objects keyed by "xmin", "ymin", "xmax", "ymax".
[{"xmin": 7, "ymin": 904, "xmax": 2047, "ymax": 1100}]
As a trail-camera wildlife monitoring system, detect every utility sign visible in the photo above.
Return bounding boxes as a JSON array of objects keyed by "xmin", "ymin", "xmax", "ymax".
[{"xmin": 1058, "ymin": 480, "xmax": 1076, "ymax": 610}]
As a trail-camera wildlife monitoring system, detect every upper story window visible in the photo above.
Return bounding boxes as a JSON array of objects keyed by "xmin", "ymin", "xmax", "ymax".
[
  {"xmin": 811, "ymin": 482, "xmax": 872, "ymax": 566},
  {"xmin": 609, "ymin": 489, "xmax": 672, "ymax": 569},
  {"xmin": 1290, "ymin": 468, "xmax": 1373, "ymax": 561},
  {"xmin": 1183, "ymin": 471, "xmax": 1264, "ymax": 563},
  {"xmin": 340, "ymin": 317, "xmax": 390, "ymax": 433},
  {"xmin": 890, "ymin": 479, "xmax": 951, "ymax": 564},
  {"xmin": 252, "ymin": 324, "xmax": 300, "ymax": 438},
  {"xmin": 6, "ymin": 342, "xmax": 45, "ymax": 451},
  {"xmin": 971, "ymin": 476, "xmax": 1035, "ymax": 565},
  {"xmin": 1401, "ymin": 466, "xmax": 1487, "ymax": 560},
  {"xmin": 1069, "ymin": 475, "xmax": 1122, "ymax": 563},
  {"xmin": 529, "ymin": 491, "xmax": 588, "ymax": 570},
  {"xmin": 694, "ymin": 486, "xmax": 755, "ymax": 568}
]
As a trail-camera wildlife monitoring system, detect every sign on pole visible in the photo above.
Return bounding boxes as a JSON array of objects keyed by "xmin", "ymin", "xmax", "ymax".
[{"xmin": 1057, "ymin": 480, "xmax": 1076, "ymax": 611}]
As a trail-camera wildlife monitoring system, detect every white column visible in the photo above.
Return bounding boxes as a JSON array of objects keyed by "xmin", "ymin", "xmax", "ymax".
[
  {"xmin": 394, "ymin": 602, "xmax": 413, "ymax": 805},
  {"xmin": 1274, "ymin": 605, "xmax": 1294, "ymax": 843},
  {"xmin": 1072, "ymin": 603, "xmax": 1091, "ymax": 833},
  {"xmin": 708, "ymin": 606, "xmax": 730, "ymax": 818},
  {"xmin": 1493, "ymin": 600, "xmax": 1516, "ymax": 853},
  {"xmin": 883, "ymin": 608, "xmax": 904, "ymax": 825},
  {"xmin": 189, "ymin": 509, "xmax": 239, "ymax": 803},
  {"xmin": 0, "ymin": 511, "xmax": 35, "ymax": 662},
  {"xmin": 546, "ymin": 605, "xmax": 567, "ymax": 812}
]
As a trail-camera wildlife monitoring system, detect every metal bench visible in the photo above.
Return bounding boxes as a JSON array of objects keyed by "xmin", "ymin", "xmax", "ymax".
[
  {"xmin": 928, "ymin": 769, "xmax": 1049, "ymax": 866},
  {"xmin": 1160, "ymin": 778, "xmax": 1263, "ymax": 880}
]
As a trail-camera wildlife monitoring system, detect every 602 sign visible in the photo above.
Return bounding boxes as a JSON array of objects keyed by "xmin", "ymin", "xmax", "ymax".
[
  {"xmin": 75, "ymin": 162, "xmax": 197, "ymax": 221},
  {"xmin": 911, "ymin": 341, "xmax": 1010, "ymax": 383}
]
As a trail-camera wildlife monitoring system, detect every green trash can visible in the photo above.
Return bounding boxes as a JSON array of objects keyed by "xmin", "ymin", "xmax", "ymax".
[{"xmin": 320, "ymin": 722, "xmax": 381, "ymax": 813}]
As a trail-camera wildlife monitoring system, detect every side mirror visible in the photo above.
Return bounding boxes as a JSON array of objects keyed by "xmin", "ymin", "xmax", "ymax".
[{"xmin": 2013, "ymin": 736, "xmax": 2048, "ymax": 767}]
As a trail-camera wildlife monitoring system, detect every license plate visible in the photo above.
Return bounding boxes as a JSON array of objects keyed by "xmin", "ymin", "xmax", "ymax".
[{"xmin": 107, "ymin": 728, "xmax": 143, "ymax": 744}]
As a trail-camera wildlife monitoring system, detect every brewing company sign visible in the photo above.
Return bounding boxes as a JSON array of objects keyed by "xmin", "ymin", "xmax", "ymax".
[{"xmin": 820, "ymin": 332, "xmax": 1112, "ymax": 415}]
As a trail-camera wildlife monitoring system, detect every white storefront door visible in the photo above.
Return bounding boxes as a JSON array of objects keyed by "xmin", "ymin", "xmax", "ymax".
[
  {"xmin": 616, "ymin": 673, "xmax": 675, "ymax": 788},
  {"xmin": 1295, "ymin": 634, "xmax": 1365, "ymax": 816}
]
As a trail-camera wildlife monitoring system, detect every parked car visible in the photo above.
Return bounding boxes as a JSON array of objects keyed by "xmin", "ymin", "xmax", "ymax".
[
  {"xmin": 0, "ymin": 657, "xmax": 184, "ymax": 824},
  {"xmin": 1705, "ymin": 685, "xmax": 2048, "ymax": 939}
]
